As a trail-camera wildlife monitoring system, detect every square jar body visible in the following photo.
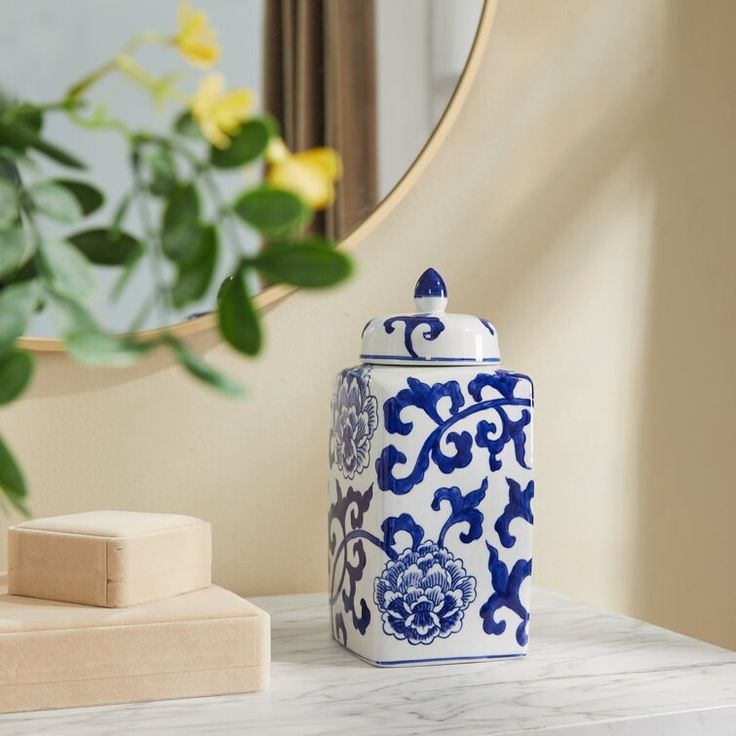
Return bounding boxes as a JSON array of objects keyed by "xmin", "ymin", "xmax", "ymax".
[{"xmin": 328, "ymin": 363, "xmax": 534, "ymax": 667}]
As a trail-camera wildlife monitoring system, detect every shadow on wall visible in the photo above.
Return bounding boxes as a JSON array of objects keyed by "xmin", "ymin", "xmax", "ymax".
[
  {"xmin": 434, "ymin": 0, "xmax": 735, "ymax": 648},
  {"xmin": 434, "ymin": 0, "xmax": 660, "ymax": 623},
  {"xmin": 632, "ymin": 1, "xmax": 736, "ymax": 649}
]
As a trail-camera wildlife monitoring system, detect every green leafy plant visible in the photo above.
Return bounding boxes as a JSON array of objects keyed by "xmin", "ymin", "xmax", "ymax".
[{"xmin": 0, "ymin": 3, "xmax": 353, "ymax": 513}]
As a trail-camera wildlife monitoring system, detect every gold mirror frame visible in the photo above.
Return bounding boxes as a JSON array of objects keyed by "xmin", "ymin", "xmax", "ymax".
[{"xmin": 20, "ymin": 0, "xmax": 497, "ymax": 353}]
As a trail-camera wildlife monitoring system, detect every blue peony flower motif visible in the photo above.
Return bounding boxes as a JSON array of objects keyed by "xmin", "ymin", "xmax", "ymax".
[
  {"xmin": 374, "ymin": 540, "xmax": 476, "ymax": 645},
  {"xmin": 330, "ymin": 369, "xmax": 378, "ymax": 479}
]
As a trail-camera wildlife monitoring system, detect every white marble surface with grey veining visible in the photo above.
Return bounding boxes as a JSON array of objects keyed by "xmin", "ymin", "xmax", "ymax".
[{"xmin": 1, "ymin": 589, "xmax": 735, "ymax": 735}]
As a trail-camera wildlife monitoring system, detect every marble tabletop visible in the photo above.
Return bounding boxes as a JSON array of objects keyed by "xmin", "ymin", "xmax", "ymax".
[{"xmin": 1, "ymin": 589, "xmax": 735, "ymax": 735}]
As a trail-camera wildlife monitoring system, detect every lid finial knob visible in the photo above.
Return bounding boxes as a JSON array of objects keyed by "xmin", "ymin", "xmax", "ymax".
[{"xmin": 414, "ymin": 268, "xmax": 448, "ymax": 313}]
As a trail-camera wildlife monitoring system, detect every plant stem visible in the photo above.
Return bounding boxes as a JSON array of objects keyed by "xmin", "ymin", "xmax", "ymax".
[
  {"xmin": 64, "ymin": 30, "xmax": 168, "ymax": 102},
  {"xmin": 166, "ymin": 138, "xmax": 245, "ymax": 259},
  {"xmin": 130, "ymin": 149, "xmax": 168, "ymax": 330},
  {"xmin": 200, "ymin": 169, "xmax": 245, "ymax": 256},
  {"xmin": 66, "ymin": 107, "xmax": 134, "ymax": 140},
  {"xmin": 127, "ymin": 294, "xmax": 158, "ymax": 334},
  {"xmin": 65, "ymin": 59, "xmax": 118, "ymax": 102},
  {"xmin": 116, "ymin": 55, "xmax": 190, "ymax": 107}
]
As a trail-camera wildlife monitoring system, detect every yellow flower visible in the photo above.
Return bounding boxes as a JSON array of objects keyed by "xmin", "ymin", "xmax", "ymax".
[
  {"xmin": 191, "ymin": 74, "xmax": 253, "ymax": 148},
  {"xmin": 174, "ymin": 1, "xmax": 220, "ymax": 68},
  {"xmin": 266, "ymin": 140, "xmax": 342, "ymax": 210}
]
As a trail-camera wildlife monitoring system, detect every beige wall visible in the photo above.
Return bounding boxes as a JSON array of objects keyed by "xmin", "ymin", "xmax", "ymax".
[{"xmin": 2, "ymin": 0, "xmax": 735, "ymax": 649}]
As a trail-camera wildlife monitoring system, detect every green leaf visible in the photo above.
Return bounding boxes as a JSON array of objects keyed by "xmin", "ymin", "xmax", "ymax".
[
  {"xmin": 0, "ymin": 228, "xmax": 28, "ymax": 279},
  {"xmin": 110, "ymin": 246, "xmax": 143, "ymax": 302},
  {"xmin": 40, "ymin": 237, "xmax": 95, "ymax": 303},
  {"xmin": 145, "ymin": 147, "xmax": 178, "ymax": 197},
  {"xmin": 217, "ymin": 267, "xmax": 261, "ymax": 356},
  {"xmin": 233, "ymin": 186, "xmax": 309, "ymax": 236},
  {"xmin": 0, "ymin": 119, "xmax": 85, "ymax": 169},
  {"xmin": 28, "ymin": 181, "xmax": 83, "ymax": 224},
  {"xmin": 0, "ymin": 281, "xmax": 39, "ymax": 355},
  {"xmin": 10, "ymin": 104, "xmax": 43, "ymax": 135},
  {"xmin": 161, "ymin": 182, "xmax": 201, "ymax": 264},
  {"xmin": 46, "ymin": 291, "xmax": 97, "ymax": 336},
  {"xmin": 63, "ymin": 331, "xmax": 154, "ymax": 367},
  {"xmin": 0, "ymin": 434, "xmax": 28, "ymax": 515},
  {"xmin": 168, "ymin": 337, "xmax": 245, "ymax": 397},
  {"xmin": 210, "ymin": 119, "xmax": 270, "ymax": 169},
  {"xmin": 0, "ymin": 348, "xmax": 34, "ymax": 405},
  {"xmin": 0, "ymin": 104, "xmax": 43, "ymax": 168},
  {"xmin": 0, "ymin": 178, "xmax": 18, "ymax": 226},
  {"xmin": 173, "ymin": 111, "xmax": 201, "ymax": 139},
  {"xmin": 0, "ymin": 154, "xmax": 22, "ymax": 185},
  {"xmin": 260, "ymin": 114, "xmax": 280, "ymax": 138},
  {"xmin": 53, "ymin": 179, "xmax": 104, "ymax": 216},
  {"xmin": 171, "ymin": 225, "xmax": 218, "ymax": 308},
  {"xmin": 49, "ymin": 293, "xmax": 152, "ymax": 367},
  {"xmin": 67, "ymin": 228, "xmax": 142, "ymax": 266},
  {"xmin": 0, "ymin": 258, "xmax": 37, "ymax": 288},
  {"xmin": 251, "ymin": 237, "xmax": 352, "ymax": 288}
]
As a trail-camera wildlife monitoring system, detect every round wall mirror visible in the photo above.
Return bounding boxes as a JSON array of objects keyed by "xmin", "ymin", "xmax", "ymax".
[{"xmin": 0, "ymin": 0, "xmax": 487, "ymax": 342}]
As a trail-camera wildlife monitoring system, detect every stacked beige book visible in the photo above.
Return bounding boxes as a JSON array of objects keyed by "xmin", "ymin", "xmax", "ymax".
[{"xmin": 1, "ymin": 511, "xmax": 270, "ymax": 713}]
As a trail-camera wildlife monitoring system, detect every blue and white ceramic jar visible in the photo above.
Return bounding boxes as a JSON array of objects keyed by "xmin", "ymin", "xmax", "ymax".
[{"xmin": 328, "ymin": 268, "xmax": 535, "ymax": 667}]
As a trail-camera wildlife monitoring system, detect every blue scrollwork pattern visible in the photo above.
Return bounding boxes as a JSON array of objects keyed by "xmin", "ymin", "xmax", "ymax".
[
  {"xmin": 495, "ymin": 478, "xmax": 535, "ymax": 548},
  {"xmin": 376, "ymin": 371, "xmax": 532, "ymax": 494},
  {"xmin": 479, "ymin": 542, "xmax": 532, "ymax": 646},
  {"xmin": 328, "ymin": 480, "xmax": 376, "ymax": 642},
  {"xmin": 431, "ymin": 478, "xmax": 488, "ymax": 546},
  {"xmin": 383, "ymin": 315, "xmax": 445, "ymax": 358}
]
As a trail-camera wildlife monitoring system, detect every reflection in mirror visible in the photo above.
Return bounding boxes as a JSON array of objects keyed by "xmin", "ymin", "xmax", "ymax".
[{"xmin": 0, "ymin": 0, "xmax": 483, "ymax": 338}]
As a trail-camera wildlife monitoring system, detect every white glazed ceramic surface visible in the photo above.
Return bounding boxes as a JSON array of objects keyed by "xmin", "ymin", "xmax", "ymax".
[
  {"xmin": 360, "ymin": 268, "xmax": 501, "ymax": 366},
  {"xmin": 329, "ymin": 270, "xmax": 534, "ymax": 667}
]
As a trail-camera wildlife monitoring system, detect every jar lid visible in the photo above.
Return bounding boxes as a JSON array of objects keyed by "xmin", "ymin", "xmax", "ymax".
[{"xmin": 360, "ymin": 268, "xmax": 501, "ymax": 366}]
